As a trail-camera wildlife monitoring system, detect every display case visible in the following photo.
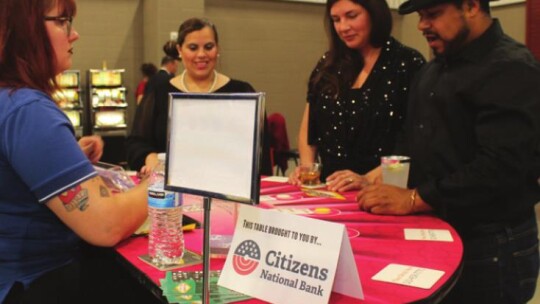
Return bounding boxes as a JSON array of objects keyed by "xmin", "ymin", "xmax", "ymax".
[
  {"xmin": 87, "ymin": 69, "xmax": 128, "ymax": 136},
  {"xmin": 53, "ymin": 70, "xmax": 84, "ymax": 137}
]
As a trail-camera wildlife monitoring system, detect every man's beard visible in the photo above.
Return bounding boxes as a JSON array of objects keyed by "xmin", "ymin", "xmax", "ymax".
[
  {"xmin": 434, "ymin": 26, "xmax": 470, "ymax": 57},
  {"xmin": 430, "ymin": 15, "xmax": 471, "ymax": 58}
]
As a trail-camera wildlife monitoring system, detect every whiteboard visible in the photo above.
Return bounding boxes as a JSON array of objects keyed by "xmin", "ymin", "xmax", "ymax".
[{"xmin": 165, "ymin": 93, "xmax": 265, "ymax": 204}]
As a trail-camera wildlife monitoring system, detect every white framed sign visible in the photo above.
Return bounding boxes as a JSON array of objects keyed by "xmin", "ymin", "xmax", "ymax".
[{"xmin": 164, "ymin": 93, "xmax": 265, "ymax": 204}]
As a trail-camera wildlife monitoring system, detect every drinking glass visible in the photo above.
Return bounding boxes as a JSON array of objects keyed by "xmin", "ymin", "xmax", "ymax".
[
  {"xmin": 299, "ymin": 163, "xmax": 322, "ymax": 186},
  {"xmin": 381, "ymin": 156, "xmax": 410, "ymax": 188}
]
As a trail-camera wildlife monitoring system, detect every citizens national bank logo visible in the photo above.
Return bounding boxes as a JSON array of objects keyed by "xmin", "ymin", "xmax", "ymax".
[{"xmin": 232, "ymin": 240, "xmax": 261, "ymax": 275}]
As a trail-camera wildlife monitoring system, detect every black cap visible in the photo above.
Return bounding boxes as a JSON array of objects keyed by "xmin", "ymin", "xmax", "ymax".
[{"xmin": 398, "ymin": 0, "xmax": 496, "ymax": 15}]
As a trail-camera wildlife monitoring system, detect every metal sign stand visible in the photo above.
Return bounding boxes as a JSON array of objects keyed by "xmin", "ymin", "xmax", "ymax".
[{"xmin": 202, "ymin": 196, "xmax": 212, "ymax": 304}]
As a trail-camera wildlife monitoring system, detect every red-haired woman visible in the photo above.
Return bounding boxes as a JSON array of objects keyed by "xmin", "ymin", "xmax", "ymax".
[{"xmin": 0, "ymin": 0, "xmax": 148, "ymax": 302}]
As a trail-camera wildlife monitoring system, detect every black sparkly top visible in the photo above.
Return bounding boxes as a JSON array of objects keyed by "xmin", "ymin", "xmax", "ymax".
[{"xmin": 307, "ymin": 37, "xmax": 425, "ymax": 180}]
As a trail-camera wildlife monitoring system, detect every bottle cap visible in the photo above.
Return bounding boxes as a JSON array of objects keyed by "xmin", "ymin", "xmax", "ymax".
[{"xmin": 157, "ymin": 153, "xmax": 166, "ymax": 161}]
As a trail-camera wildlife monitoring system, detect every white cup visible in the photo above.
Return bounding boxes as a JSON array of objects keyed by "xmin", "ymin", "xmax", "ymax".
[{"xmin": 381, "ymin": 156, "xmax": 410, "ymax": 188}]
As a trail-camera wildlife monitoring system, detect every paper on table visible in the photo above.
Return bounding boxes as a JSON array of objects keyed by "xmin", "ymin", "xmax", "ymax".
[
  {"xmin": 261, "ymin": 176, "xmax": 289, "ymax": 183},
  {"xmin": 372, "ymin": 264, "xmax": 445, "ymax": 289},
  {"xmin": 404, "ymin": 229, "xmax": 453, "ymax": 242}
]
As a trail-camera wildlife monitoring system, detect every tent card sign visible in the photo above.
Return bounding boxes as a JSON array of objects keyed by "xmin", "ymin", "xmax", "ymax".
[{"xmin": 218, "ymin": 205, "xmax": 363, "ymax": 304}]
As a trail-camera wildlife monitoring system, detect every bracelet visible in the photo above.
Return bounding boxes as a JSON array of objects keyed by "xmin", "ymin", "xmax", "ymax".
[{"xmin": 409, "ymin": 189, "xmax": 417, "ymax": 213}]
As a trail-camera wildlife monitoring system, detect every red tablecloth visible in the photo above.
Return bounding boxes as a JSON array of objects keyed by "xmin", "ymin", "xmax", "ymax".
[{"xmin": 116, "ymin": 180, "xmax": 463, "ymax": 304}]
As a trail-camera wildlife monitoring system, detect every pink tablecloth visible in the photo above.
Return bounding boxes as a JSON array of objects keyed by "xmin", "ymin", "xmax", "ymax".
[{"xmin": 116, "ymin": 180, "xmax": 463, "ymax": 304}]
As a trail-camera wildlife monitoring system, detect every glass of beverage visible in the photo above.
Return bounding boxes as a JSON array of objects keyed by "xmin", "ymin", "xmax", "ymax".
[
  {"xmin": 381, "ymin": 156, "xmax": 410, "ymax": 188},
  {"xmin": 299, "ymin": 163, "xmax": 322, "ymax": 186}
]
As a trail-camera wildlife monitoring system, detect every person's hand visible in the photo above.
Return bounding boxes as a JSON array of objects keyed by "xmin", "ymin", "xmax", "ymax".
[
  {"xmin": 356, "ymin": 184, "xmax": 413, "ymax": 215},
  {"xmin": 326, "ymin": 170, "xmax": 369, "ymax": 192},
  {"xmin": 78, "ymin": 135, "xmax": 104, "ymax": 163},
  {"xmin": 138, "ymin": 165, "xmax": 152, "ymax": 180},
  {"xmin": 138, "ymin": 153, "xmax": 159, "ymax": 180},
  {"xmin": 365, "ymin": 166, "xmax": 382, "ymax": 185},
  {"xmin": 288, "ymin": 166, "xmax": 302, "ymax": 186}
]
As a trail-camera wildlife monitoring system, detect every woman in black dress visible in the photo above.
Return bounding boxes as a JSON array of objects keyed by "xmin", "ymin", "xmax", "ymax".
[
  {"xmin": 127, "ymin": 18, "xmax": 271, "ymax": 175},
  {"xmin": 289, "ymin": 0, "xmax": 425, "ymax": 192}
]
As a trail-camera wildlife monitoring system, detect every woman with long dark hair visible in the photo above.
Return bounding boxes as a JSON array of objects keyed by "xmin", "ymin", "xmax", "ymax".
[{"xmin": 289, "ymin": 0, "xmax": 425, "ymax": 191}]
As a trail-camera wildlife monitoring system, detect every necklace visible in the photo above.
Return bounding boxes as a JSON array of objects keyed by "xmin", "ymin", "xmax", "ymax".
[{"xmin": 181, "ymin": 70, "xmax": 218, "ymax": 93}]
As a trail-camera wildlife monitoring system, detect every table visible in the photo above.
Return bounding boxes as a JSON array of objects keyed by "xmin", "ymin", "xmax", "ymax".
[{"xmin": 115, "ymin": 178, "xmax": 463, "ymax": 303}]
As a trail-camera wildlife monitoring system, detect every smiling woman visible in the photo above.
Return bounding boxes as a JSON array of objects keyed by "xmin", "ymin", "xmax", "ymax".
[
  {"xmin": 175, "ymin": 19, "xmax": 220, "ymax": 92},
  {"xmin": 126, "ymin": 17, "xmax": 273, "ymax": 177}
]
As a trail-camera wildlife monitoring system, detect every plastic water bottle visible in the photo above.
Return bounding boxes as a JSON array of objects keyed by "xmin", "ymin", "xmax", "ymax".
[{"xmin": 148, "ymin": 153, "xmax": 184, "ymax": 265}]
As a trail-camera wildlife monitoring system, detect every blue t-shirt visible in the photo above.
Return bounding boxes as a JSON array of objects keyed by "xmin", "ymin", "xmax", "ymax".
[{"xmin": 0, "ymin": 88, "xmax": 97, "ymax": 300}]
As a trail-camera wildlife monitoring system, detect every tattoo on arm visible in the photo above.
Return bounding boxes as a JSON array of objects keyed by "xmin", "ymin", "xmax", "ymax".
[
  {"xmin": 59, "ymin": 185, "xmax": 90, "ymax": 212},
  {"xmin": 99, "ymin": 185, "xmax": 110, "ymax": 197}
]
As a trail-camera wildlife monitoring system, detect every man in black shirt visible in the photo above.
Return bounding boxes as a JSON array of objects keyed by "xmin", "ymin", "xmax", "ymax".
[{"xmin": 357, "ymin": 0, "xmax": 540, "ymax": 302}]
